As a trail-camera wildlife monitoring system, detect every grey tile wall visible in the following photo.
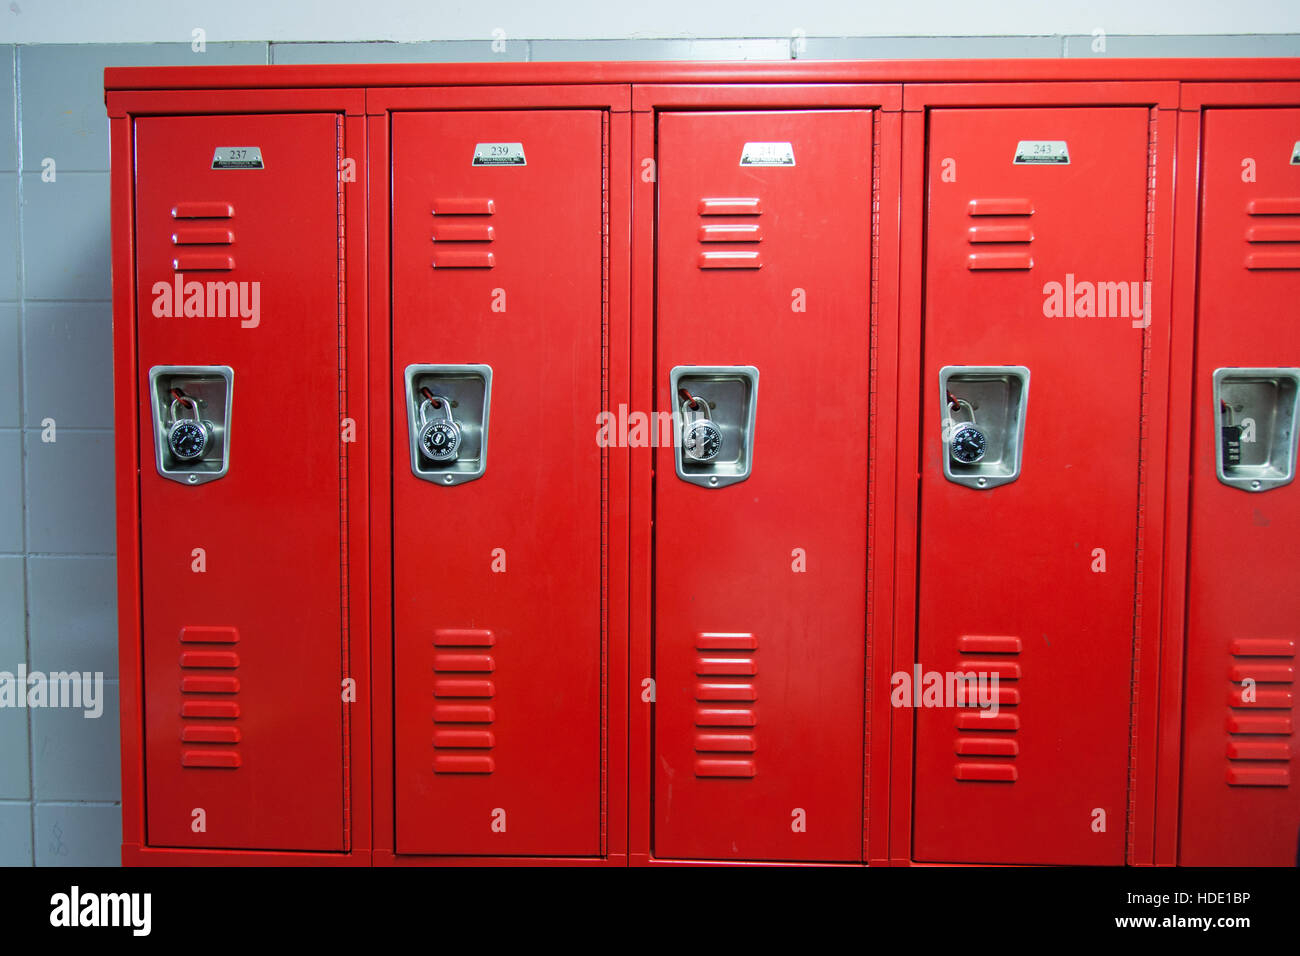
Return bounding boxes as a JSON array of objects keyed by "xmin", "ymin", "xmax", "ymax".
[
  {"xmin": 797, "ymin": 36, "xmax": 1063, "ymax": 59},
  {"xmin": 0, "ymin": 556, "xmax": 24, "ymax": 668},
  {"xmin": 271, "ymin": 40, "xmax": 529, "ymax": 63},
  {"xmin": 21, "ymin": 172, "xmax": 111, "ymax": 301},
  {"xmin": 27, "ymin": 556, "xmax": 117, "ymax": 677},
  {"xmin": 0, "ymin": 431, "xmax": 21, "ymax": 553},
  {"xmin": 0, "ymin": 33, "xmax": 1296, "ymax": 867},
  {"xmin": 19, "ymin": 44, "xmax": 268, "ymax": 173},
  {"xmin": 0, "ymin": 803, "xmax": 33, "ymax": 865},
  {"xmin": 1063, "ymin": 34, "xmax": 1300, "ymax": 57},
  {"xmin": 0, "ymin": 46, "xmax": 14, "ymax": 171},
  {"xmin": 23, "ymin": 302, "xmax": 114, "ymax": 429},
  {"xmin": 0, "ymin": 304, "xmax": 18, "ymax": 426},
  {"xmin": 530, "ymin": 38, "xmax": 792, "ymax": 60},
  {"xmin": 34, "ymin": 803, "xmax": 120, "ymax": 866},
  {"xmin": 0, "ymin": 176, "xmax": 17, "ymax": 301}
]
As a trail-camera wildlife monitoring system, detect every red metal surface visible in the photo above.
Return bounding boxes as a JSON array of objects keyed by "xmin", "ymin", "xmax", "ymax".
[
  {"xmin": 390, "ymin": 109, "xmax": 606, "ymax": 856},
  {"xmin": 652, "ymin": 109, "xmax": 872, "ymax": 862},
  {"xmin": 133, "ymin": 113, "xmax": 349, "ymax": 850},
  {"xmin": 104, "ymin": 59, "xmax": 1300, "ymax": 94},
  {"xmin": 111, "ymin": 113, "xmax": 145, "ymax": 858},
  {"xmin": 1179, "ymin": 105, "xmax": 1300, "ymax": 867},
  {"xmin": 107, "ymin": 59, "xmax": 1300, "ymax": 867},
  {"xmin": 912, "ymin": 106, "xmax": 1152, "ymax": 865}
]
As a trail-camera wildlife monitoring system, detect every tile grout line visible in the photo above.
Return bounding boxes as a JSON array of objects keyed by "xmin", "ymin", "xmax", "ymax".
[{"xmin": 12, "ymin": 44, "xmax": 35, "ymax": 866}]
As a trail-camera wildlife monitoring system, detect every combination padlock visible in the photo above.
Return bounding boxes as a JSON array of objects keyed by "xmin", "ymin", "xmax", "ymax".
[
  {"xmin": 417, "ymin": 395, "xmax": 461, "ymax": 463},
  {"xmin": 681, "ymin": 394, "xmax": 722, "ymax": 463},
  {"xmin": 166, "ymin": 397, "xmax": 210, "ymax": 463},
  {"xmin": 1220, "ymin": 400, "xmax": 1243, "ymax": 467},
  {"xmin": 947, "ymin": 396, "xmax": 987, "ymax": 464}
]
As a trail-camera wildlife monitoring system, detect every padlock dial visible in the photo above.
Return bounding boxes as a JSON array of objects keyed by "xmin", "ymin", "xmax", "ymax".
[
  {"xmin": 168, "ymin": 421, "xmax": 208, "ymax": 462},
  {"xmin": 419, "ymin": 420, "xmax": 461, "ymax": 462},
  {"xmin": 684, "ymin": 421, "xmax": 723, "ymax": 462},
  {"xmin": 949, "ymin": 423, "xmax": 987, "ymax": 464}
]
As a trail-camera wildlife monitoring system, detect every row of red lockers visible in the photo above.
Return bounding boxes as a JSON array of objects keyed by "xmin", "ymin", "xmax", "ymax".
[{"xmin": 105, "ymin": 62, "xmax": 1299, "ymax": 865}]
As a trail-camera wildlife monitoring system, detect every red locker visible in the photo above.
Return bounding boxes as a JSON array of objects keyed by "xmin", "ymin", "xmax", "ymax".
[
  {"xmin": 913, "ymin": 108, "xmax": 1151, "ymax": 864},
  {"xmin": 391, "ymin": 111, "xmax": 606, "ymax": 856},
  {"xmin": 1180, "ymin": 107, "xmax": 1300, "ymax": 866},
  {"xmin": 133, "ymin": 114, "xmax": 347, "ymax": 850},
  {"xmin": 653, "ymin": 111, "xmax": 872, "ymax": 862}
]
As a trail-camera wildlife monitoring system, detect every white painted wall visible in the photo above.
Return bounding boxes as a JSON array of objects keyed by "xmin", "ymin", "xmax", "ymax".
[{"xmin": 3, "ymin": 0, "xmax": 1300, "ymax": 44}]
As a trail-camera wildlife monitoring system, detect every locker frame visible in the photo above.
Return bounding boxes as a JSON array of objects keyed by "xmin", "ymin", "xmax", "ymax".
[
  {"xmin": 106, "ymin": 86, "xmax": 372, "ymax": 866},
  {"xmin": 629, "ymin": 82, "xmax": 902, "ymax": 867},
  {"xmin": 896, "ymin": 81, "xmax": 1179, "ymax": 867},
  {"xmin": 1165, "ymin": 80, "xmax": 1300, "ymax": 867},
  {"xmin": 365, "ymin": 84, "xmax": 633, "ymax": 867},
  {"xmin": 104, "ymin": 60, "xmax": 1300, "ymax": 868}
]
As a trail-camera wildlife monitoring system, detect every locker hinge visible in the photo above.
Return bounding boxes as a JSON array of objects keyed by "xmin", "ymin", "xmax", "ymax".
[
  {"xmin": 1125, "ymin": 106, "xmax": 1160, "ymax": 865},
  {"xmin": 599, "ymin": 109, "xmax": 611, "ymax": 858},
  {"xmin": 336, "ymin": 113, "xmax": 352, "ymax": 853},
  {"xmin": 863, "ymin": 111, "xmax": 881, "ymax": 860}
]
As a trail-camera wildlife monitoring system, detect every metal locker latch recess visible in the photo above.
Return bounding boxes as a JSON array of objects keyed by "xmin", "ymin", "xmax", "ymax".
[
  {"xmin": 148, "ymin": 365, "xmax": 234, "ymax": 486},
  {"xmin": 404, "ymin": 364, "xmax": 492, "ymax": 486},
  {"xmin": 1213, "ymin": 367, "xmax": 1300, "ymax": 492},
  {"xmin": 940, "ymin": 365, "xmax": 1030, "ymax": 490},
  {"xmin": 670, "ymin": 365, "xmax": 759, "ymax": 489}
]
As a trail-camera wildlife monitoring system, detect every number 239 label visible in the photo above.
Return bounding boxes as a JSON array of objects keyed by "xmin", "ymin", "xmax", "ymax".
[{"xmin": 473, "ymin": 143, "xmax": 527, "ymax": 166}]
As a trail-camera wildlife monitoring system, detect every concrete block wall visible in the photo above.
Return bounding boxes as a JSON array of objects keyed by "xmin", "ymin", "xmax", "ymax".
[{"xmin": 0, "ymin": 34, "xmax": 1297, "ymax": 865}]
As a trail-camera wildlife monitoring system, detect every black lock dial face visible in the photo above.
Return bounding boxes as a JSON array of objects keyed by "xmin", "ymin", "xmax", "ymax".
[
  {"xmin": 420, "ymin": 422, "xmax": 459, "ymax": 461},
  {"xmin": 169, "ymin": 421, "xmax": 207, "ymax": 461},
  {"xmin": 950, "ymin": 424, "xmax": 987, "ymax": 464},
  {"xmin": 685, "ymin": 423, "xmax": 722, "ymax": 461}
]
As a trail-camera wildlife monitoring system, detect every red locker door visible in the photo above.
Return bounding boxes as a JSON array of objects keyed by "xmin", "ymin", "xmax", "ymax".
[
  {"xmin": 1181, "ymin": 108, "xmax": 1300, "ymax": 867},
  {"xmin": 392, "ymin": 111, "xmax": 605, "ymax": 856},
  {"xmin": 654, "ymin": 111, "xmax": 871, "ymax": 862},
  {"xmin": 914, "ymin": 108, "xmax": 1150, "ymax": 864},
  {"xmin": 134, "ymin": 114, "xmax": 346, "ymax": 850}
]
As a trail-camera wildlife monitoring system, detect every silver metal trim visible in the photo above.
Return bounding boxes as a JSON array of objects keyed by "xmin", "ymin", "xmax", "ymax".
[
  {"xmin": 404, "ymin": 364, "xmax": 493, "ymax": 486},
  {"xmin": 1212, "ymin": 367, "xmax": 1300, "ymax": 493},
  {"xmin": 147, "ymin": 365, "xmax": 234, "ymax": 487},
  {"xmin": 939, "ymin": 365, "xmax": 1030, "ymax": 490},
  {"xmin": 669, "ymin": 365, "xmax": 759, "ymax": 489}
]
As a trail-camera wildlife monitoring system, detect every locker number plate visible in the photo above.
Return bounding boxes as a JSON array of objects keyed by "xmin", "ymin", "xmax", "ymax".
[
  {"xmin": 1013, "ymin": 140, "xmax": 1070, "ymax": 165},
  {"xmin": 211, "ymin": 146, "xmax": 264, "ymax": 170},
  {"xmin": 473, "ymin": 143, "xmax": 527, "ymax": 166},
  {"xmin": 740, "ymin": 142, "xmax": 796, "ymax": 166}
]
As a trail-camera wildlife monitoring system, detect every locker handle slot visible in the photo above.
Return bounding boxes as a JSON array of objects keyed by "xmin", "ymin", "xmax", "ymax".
[
  {"xmin": 172, "ymin": 254, "xmax": 235, "ymax": 272},
  {"xmin": 967, "ymin": 224, "xmax": 1034, "ymax": 244},
  {"xmin": 698, "ymin": 197, "xmax": 762, "ymax": 216},
  {"xmin": 699, "ymin": 223, "xmax": 762, "ymax": 243},
  {"xmin": 1247, "ymin": 198, "xmax": 1300, "ymax": 216},
  {"xmin": 1213, "ymin": 368, "xmax": 1300, "ymax": 492},
  {"xmin": 698, "ymin": 250, "xmax": 762, "ymax": 269},
  {"xmin": 432, "ymin": 198, "xmax": 495, "ymax": 215},
  {"xmin": 967, "ymin": 198, "xmax": 1034, "ymax": 217},
  {"xmin": 172, "ymin": 227, "xmax": 234, "ymax": 245},
  {"xmin": 172, "ymin": 202, "xmax": 234, "ymax": 219}
]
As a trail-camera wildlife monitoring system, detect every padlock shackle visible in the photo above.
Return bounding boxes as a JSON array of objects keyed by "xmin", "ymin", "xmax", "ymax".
[
  {"xmin": 419, "ymin": 394, "xmax": 455, "ymax": 426},
  {"xmin": 169, "ymin": 397, "xmax": 202, "ymax": 425},
  {"xmin": 948, "ymin": 396, "xmax": 977, "ymax": 426},
  {"xmin": 680, "ymin": 390, "xmax": 711, "ymax": 425}
]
